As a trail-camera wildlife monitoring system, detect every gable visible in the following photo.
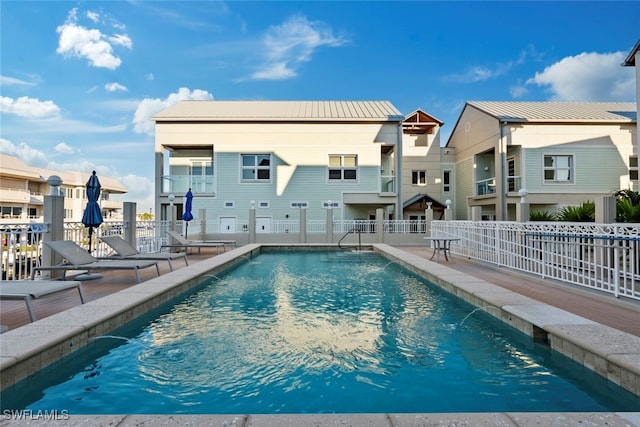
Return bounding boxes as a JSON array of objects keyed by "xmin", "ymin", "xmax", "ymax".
[{"xmin": 402, "ymin": 110, "xmax": 443, "ymax": 135}]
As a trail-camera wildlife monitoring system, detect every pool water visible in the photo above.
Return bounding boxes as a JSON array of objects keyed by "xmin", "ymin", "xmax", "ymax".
[{"xmin": 4, "ymin": 251, "xmax": 639, "ymax": 414}]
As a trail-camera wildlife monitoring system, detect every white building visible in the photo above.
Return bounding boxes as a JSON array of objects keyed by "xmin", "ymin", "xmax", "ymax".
[{"xmin": 0, "ymin": 154, "xmax": 127, "ymax": 222}]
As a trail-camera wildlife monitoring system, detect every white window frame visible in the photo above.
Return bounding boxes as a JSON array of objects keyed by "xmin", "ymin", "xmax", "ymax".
[
  {"xmin": 241, "ymin": 154, "xmax": 271, "ymax": 183},
  {"xmin": 630, "ymin": 155, "xmax": 638, "ymax": 181},
  {"xmin": 543, "ymin": 154, "xmax": 574, "ymax": 184},
  {"xmin": 224, "ymin": 201, "xmax": 235, "ymax": 208},
  {"xmin": 443, "ymin": 170, "xmax": 452, "ymax": 193},
  {"xmin": 412, "ymin": 170, "xmax": 427, "ymax": 186},
  {"xmin": 328, "ymin": 154, "xmax": 358, "ymax": 182},
  {"xmin": 322, "ymin": 201, "xmax": 340, "ymax": 209}
]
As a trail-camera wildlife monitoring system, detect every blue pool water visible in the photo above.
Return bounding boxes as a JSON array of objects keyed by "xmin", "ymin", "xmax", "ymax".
[{"xmin": 3, "ymin": 250, "xmax": 639, "ymax": 414}]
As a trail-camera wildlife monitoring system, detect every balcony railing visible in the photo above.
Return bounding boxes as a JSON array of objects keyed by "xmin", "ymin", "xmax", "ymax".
[
  {"xmin": 162, "ymin": 175, "xmax": 214, "ymax": 194},
  {"xmin": 476, "ymin": 176, "xmax": 522, "ymax": 196},
  {"xmin": 476, "ymin": 178, "xmax": 496, "ymax": 195},
  {"xmin": 380, "ymin": 175, "xmax": 395, "ymax": 193}
]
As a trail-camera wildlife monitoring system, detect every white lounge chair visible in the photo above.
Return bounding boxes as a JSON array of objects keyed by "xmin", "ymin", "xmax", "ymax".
[
  {"xmin": 100, "ymin": 236, "xmax": 188, "ymax": 272},
  {"xmin": 33, "ymin": 241, "xmax": 160, "ymax": 283},
  {"xmin": 162, "ymin": 230, "xmax": 226, "ymax": 254},
  {"xmin": 0, "ymin": 280, "xmax": 85, "ymax": 322}
]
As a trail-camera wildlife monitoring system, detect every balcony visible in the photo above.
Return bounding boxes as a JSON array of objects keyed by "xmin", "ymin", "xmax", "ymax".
[
  {"xmin": 380, "ymin": 175, "xmax": 395, "ymax": 194},
  {"xmin": 162, "ymin": 175, "xmax": 214, "ymax": 195},
  {"xmin": 476, "ymin": 176, "xmax": 522, "ymax": 196},
  {"xmin": 476, "ymin": 178, "xmax": 496, "ymax": 196},
  {"xmin": 0, "ymin": 187, "xmax": 44, "ymax": 205}
]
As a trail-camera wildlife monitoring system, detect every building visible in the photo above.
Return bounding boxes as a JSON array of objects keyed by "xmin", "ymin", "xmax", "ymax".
[
  {"xmin": 445, "ymin": 101, "xmax": 637, "ymax": 220},
  {"xmin": 399, "ymin": 109, "xmax": 451, "ymax": 222},
  {"xmin": 623, "ymin": 39, "xmax": 640, "ymax": 191},
  {"xmin": 153, "ymin": 100, "xmax": 407, "ymax": 231},
  {"xmin": 0, "ymin": 154, "xmax": 127, "ymax": 222}
]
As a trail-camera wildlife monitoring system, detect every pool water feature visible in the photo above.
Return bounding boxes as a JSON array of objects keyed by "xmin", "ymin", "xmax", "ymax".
[{"xmin": 2, "ymin": 250, "xmax": 639, "ymax": 414}]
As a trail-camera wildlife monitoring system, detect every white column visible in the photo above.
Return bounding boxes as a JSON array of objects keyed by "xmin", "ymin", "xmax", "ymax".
[{"xmin": 249, "ymin": 200, "xmax": 256, "ymax": 244}]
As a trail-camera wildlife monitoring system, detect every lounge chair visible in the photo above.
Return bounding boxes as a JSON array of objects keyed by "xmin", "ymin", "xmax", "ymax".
[
  {"xmin": 100, "ymin": 236, "xmax": 188, "ymax": 272},
  {"xmin": 0, "ymin": 280, "xmax": 85, "ymax": 322},
  {"xmin": 162, "ymin": 230, "xmax": 226, "ymax": 254},
  {"xmin": 33, "ymin": 241, "xmax": 160, "ymax": 283}
]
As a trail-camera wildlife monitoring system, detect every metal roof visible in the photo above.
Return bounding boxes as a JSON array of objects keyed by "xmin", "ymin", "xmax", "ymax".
[
  {"xmin": 623, "ymin": 39, "xmax": 640, "ymax": 66},
  {"xmin": 0, "ymin": 154, "xmax": 127, "ymax": 193},
  {"xmin": 467, "ymin": 101, "xmax": 636, "ymax": 123},
  {"xmin": 153, "ymin": 100, "xmax": 404, "ymax": 122}
]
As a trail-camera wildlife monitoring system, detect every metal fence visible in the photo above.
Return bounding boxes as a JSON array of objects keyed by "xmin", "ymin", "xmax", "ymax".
[
  {"xmin": 431, "ymin": 220, "xmax": 640, "ymax": 301},
  {"xmin": 4, "ymin": 218, "xmax": 639, "ymax": 302}
]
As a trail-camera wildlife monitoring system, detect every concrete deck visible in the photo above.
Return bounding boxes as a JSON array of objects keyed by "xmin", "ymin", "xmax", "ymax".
[{"xmin": 1, "ymin": 244, "xmax": 639, "ymax": 426}]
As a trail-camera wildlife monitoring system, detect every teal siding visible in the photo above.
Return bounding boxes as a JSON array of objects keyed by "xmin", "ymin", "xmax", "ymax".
[
  {"xmin": 455, "ymin": 158, "xmax": 474, "ymax": 218},
  {"xmin": 524, "ymin": 147, "xmax": 627, "ymax": 193},
  {"xmin": 210, "ymin": 152, "xmax": 381, "ymax": 221}
]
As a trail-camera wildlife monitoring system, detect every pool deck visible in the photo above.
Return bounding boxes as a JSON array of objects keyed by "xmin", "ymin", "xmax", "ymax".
[{"xmin": 1, "ymin": 244, "xmax": 639, "ymax": 426}]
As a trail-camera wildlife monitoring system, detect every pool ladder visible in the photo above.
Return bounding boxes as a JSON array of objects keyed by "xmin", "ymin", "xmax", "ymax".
[{"xmin": 338, "ymin": 228, "xmax": 362, "ymax": 251}]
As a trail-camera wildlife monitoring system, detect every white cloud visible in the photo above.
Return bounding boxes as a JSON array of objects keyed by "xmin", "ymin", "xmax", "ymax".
[
  {"xmin": 56, "ymin": 8, "xmax": 132, "ymax": 70},
  {"xmin": 132, "ymin": 87, "xmax": 214, "ymax": 135},
  {"xmin": 510, "ymin": 84, "xmax": 528, "ymax": 98},
  {"xmin": 146, "ymin": 73, "xmax": 155, "ymax": 81},
  {"xmin": 250, "ymin": 15, "xmax": 348, "ymax": 81},
  {"xmin": 111, "ymin": 174, "xmax": 155, "ymax": 214},
  {"xmin": 86, "ymin": 10, "xmax": 100, "ymax": 23},
  {"xmin": 105, "ymin": 82, "xmax": 128, "ymax": 92},
  {"xmin": 0, "ymin": 96, "xmax": 60, "ymax": 118},
  {"xmin": 55, "ymin": 142, "xmax": 75, "ymax": 154},
  {"xmin": 251, "ymin": 62, "xmax": 297, "ymax": 80},
  {"xmin": 109, "ymin": 34, "xmax": 133, "ymax": 49},
  {"xmin": 0, "ymin": 139, "xmax": 51, "ymax": 168},
  {"xmin": 527, "ymin": 51, "xmax": 635, "ymax": 101},
  {"xmin": 0, "ymin": 75, "xmax": 36, "ymax": 87},
  {"xmin": 444, "ymin": 62, "xmax": 515, "ymax": 84}
]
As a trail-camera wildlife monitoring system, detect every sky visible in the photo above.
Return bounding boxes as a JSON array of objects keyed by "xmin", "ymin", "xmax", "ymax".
[{"xmin": 1, "ymin": 1, "xmax": 638, "ymax": 214}]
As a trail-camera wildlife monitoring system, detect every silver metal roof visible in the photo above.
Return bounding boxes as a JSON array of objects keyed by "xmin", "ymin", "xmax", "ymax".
[
  {"xmin": 153, "ymin": 100, "xmax": 404, "ymax": 122},
  {"xmin": 623, "ymin": 39, "xmax": 640, "ymax": 66},
  {"xmin": 467, "ymin": 101, "xmax": 636, "ymax": 123}
]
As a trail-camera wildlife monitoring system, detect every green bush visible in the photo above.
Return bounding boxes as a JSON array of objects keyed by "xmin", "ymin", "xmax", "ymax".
[
  {"xmin": 612, "ymin": 189, "xmax": 640, "ymax": 223},
  {"xmin": 529, "ymin": 210, "xmax": 557, "ymax": 221},
  {"xmin": 557, "ymin": 201, "xmax": 595, "ymax": 222}
]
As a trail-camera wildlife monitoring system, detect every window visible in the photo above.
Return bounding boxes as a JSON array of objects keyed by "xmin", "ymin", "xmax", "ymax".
[
  {"xmin": 323, "ymin": 201, "xmax": 340, "ymax": 208},
  {"xmin": 544, "ymin": 155, "xmax": 573, "ymax": 183},
  {"xmin": 258, "ymin": 201, "xmax": 270, "ymax": 208},
  {"xmin": 241, "ymin": 154, "xmax": 270, "ymax": 182},
  {"xmin": 443, "ymin": 170, "xmax": 452, "ymax": 193},
  {"xmin": 192, "ymin": 160, "xmax": 214, "ymax": 192},
  {"xmin": 630, "ymin": 156, "xmax": 638, "ymax": 181},
  {"xmin": 290, "ymin": 201, "xmax": 308, "ymax": 208},
  {"xmin": 224, "ymin": 201, "xmax": 235, "ymax": 208},
  {"xmin": 328, "ymin": 155, "xmax": 357, "ymax": 181},
  {"xmin": 507, "ymin": 157, "xmax": 516, "ymax": 192},
  {"xmin": 412, "ymin": 170, "xmax": 426, "ymax": 186}
]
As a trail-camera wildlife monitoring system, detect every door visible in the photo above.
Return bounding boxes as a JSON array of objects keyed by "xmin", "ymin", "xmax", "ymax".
[
  {"xmin": 219, "ymin": 217, "xmax": 236, "ymax": 233},
  {"xmin": 256, "ymin": 217, "xmax": 271, "ymax": 233}
]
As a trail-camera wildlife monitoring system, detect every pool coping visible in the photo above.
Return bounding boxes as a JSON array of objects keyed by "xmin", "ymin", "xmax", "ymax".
[{"xmin": 1, "ymin": 243, "xmax": 639, "ymax": 425}]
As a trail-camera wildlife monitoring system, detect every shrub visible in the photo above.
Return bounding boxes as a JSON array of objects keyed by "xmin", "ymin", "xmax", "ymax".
[
  {"xmin": 556, "ymin": 201, "xmax": 595, "ymax": 222},
  {"xmin": 612, "ymin": 189, "xmax": 640, "ymax": 223},
  {"xmin": 529, "ymin": 210, "xmax": 557, "ymax": 221}
]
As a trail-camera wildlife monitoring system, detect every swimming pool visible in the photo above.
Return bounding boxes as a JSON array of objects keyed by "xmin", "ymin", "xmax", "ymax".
[{"xmin": 3, "ymin": 250, "xmax": 638, "ymax": 414}]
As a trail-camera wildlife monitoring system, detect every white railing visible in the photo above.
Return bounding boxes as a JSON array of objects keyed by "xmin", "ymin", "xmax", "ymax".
[{"xmin": 431, "ymin": 221, "xmax": 640, "ymax": 301}]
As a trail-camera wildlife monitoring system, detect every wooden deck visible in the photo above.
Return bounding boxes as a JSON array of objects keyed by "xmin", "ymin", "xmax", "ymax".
[{"xmin": 1, "ymin": 245, "xmax": 638, "ymax": 336}]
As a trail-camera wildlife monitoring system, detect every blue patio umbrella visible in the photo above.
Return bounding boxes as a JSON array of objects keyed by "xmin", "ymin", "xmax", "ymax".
[
  {"xmin": 182, "ymin": 188, "xmax": 194, "ymax": 238},
  {"xmin": 81, "ymin": 171, "xmax": 103, "ymax": 253}
]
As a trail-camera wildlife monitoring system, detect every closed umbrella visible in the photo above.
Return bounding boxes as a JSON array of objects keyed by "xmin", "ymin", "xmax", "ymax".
[
  {"xmin": 81, "ymin": 171, "xmax": 103, "ymax": 253},
  {"xmin": 182, "ymin": 188, "xmax": 194, "ymax": 239}
]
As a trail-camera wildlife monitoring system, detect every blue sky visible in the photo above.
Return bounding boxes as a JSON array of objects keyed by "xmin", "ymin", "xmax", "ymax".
[{"xmin": 1, "ymin": 1, "xmax": 638, "ymax": 213}]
